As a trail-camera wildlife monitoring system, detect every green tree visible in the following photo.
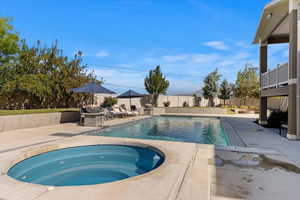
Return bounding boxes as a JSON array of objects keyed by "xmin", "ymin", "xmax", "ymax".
[
  {"xmin": 202, "ymin": 69, "xmax": 221, "ymax": 107},
  {"xmin": 144, "ymin": 65, "xmax": 169, "ymax": 107},
  {"xmin": 0, "ymin": 39, "xmax": 98, "ymax": 109},
  {"xmin": 0, "ymin": 18, "xmax": 19, "ymax": 64},
  {"xmin": 235, "ymin": 63, "xmax": 259, "ymax": 105},
  {"xmin": 0, "ymin": 18, "xmax": 20, "ymax": 98},
  {"xmin": 218, "ymin": 79, "xmax": 232, "ymax": 106},
  {"xmin": 0, "ymin": 18, "xmax": 99, "ymax": 109}
]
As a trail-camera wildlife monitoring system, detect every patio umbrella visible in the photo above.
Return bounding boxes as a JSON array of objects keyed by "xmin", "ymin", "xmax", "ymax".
[
  {"xmin": 71, "ymin": 83, "xmax": 116, "ymax": 105},
  {"xmin": 117, "ymin": 89, "xmax": 144, "ymax": 108}
]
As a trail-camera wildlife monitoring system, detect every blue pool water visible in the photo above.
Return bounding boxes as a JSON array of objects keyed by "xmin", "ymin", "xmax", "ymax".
[
  {"xmin": 91, "ymin": 116, "xmax": 230, "ymax": 146},
  {"xmin": 8, "ymin": 145, "xmax": 164, "ymax": 186}
]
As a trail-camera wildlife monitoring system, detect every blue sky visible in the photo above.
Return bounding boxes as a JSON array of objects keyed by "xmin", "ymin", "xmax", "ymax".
[{"xmin": 1, "ymin": 0, "xmax": 288, "ymax": 94}]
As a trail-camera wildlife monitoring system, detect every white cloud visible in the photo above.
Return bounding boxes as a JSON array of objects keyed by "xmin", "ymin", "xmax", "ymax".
[
  {"xmin": 96, "ymin": 50, "xmax": 110, "ymax": 57},
  {"xmin": 191, "ymin": 53, "xmax": 219, "ymax": 63},
  {"xmin": 232, "ymin": 52, "xmax": 250, "ymax": 60},
  {"xmin": 219, "ymin": 60, "xmax": 235, "ymax": 67},
  {"xmin": 93, "ymin": 68, "xmax": 146, "ymax": 93},
  {"xmin": 160, "ymin": 53, "xmax": 219, "ymax": 64},
  {"xmin": 89, "ymin": 40, "xmax": 279, "ymax": 93},
  {"xmin": 203, "ymin": 41, "xmax": 229, "ymax": 50},
  {"xmin": 162, "ymin": 54, "xmax": 188, "ymax": 62}
]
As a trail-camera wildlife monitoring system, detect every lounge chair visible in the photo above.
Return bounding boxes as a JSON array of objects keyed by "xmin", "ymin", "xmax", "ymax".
[
  {"xmin": 107, "ymin": 106, "xmax": 126, "ymax": 118},
  {"xmin": 130, "ymin": 105, "xmax": 140, "ymax": 115},
  {"xmin": 102, "ymin": 108, "xmax": 114, "ymax": 120},
  {"xmin": 119, "ymin": 104, "xmax": 137, "ymax": 116}
]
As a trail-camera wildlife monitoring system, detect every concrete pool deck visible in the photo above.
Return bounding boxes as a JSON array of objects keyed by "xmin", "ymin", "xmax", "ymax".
[
  {"xmin": 0, "ymin": 132, "xmax": 214, "ymax": 200},
  {"xmin": 0, "ymin": 114, "xmax": 300, "ymax": 200}
]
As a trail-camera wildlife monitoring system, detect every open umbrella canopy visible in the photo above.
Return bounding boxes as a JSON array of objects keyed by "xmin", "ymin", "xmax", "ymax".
[
  {"xmin": 117, "ymin": 89, "xmax": 144, "ymax": 98},
  {"xmin": 71, "ymin": 83, "xmax": 116, "ymax": 94}
]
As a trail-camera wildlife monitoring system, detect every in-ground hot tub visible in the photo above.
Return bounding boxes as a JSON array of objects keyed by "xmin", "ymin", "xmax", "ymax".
[{"xmin": 7, "ymin": 145, "xmax": 165, "ymax": 186}]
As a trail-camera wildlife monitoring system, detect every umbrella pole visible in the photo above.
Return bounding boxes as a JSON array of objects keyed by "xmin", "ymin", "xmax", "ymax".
[{"xmin": 130, "ymin": 97, "xmax": 132, "ymax": 110}]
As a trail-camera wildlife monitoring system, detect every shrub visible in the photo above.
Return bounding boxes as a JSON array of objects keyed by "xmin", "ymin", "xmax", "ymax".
[
  {"xmin": 248, "ymin": 106, "xmax": 258, "ymax": 111},
  {"xmin": 267, "ymin": 110, "xmax": 288, "ymax": 128},
  {"xmin": 163, "ymin": 101, "xmax": 171, "ymax": 107},
  {"xmin": 101, "ymin": 97, "xmax": 118, "ymax": 108},
  {"xmin": 239, "ymin": 105, "xmax": 249, "ymax": 109},
  {"xmin": 221, "ymin": 105, "xmax": 230, "ymax": 108},
  {"xmin": 182, "ymin": 101, "xmax": 189, "ymax": 107}
]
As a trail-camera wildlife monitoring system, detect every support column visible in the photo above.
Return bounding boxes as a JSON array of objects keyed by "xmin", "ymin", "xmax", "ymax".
[
  {"xmin": 259, "ymin": 44, "xmax": 268, "ymax": 125},
  {"xmin": 287, "ymin": 8, "xmax": 298, "ymax": 139}
]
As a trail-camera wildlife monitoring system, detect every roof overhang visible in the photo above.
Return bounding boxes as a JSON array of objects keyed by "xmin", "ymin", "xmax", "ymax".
[{"xmin": 253, "ymin": 0, "xmax": 289, "ymax": 44}]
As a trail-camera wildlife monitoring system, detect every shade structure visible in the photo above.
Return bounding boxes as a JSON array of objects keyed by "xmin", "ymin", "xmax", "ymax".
[
  {"xmin": 117, "ymin": 90, "xmax": 144, "ymax": 108},
  {"xmin": 71, "ymin": 83, "xmax": 116, "ymax": 94},
  {"xmin": 117, "ymin": 90, "xmax": 144, "ymax": 98},
  {"xmin": 71, "ymin": 83, "xmax": 116, "ymax": 105}
]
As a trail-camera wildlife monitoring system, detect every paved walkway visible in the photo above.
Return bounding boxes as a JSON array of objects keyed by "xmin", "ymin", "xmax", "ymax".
[
  {"xmin": 224, "ymin": 117, "xmax": 300, "ymax": 165},
  {"xmin": 0, "ymin": 116, "xmax": 148, "ymax": 154}
]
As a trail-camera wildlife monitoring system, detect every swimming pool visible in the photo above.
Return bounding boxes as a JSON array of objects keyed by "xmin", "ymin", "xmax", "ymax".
[
  {"xmin": 91, "ymin": 116, "xmax": 230, "ymax": 146},
  {"xmin": 8, "ymin": 145, "xmax": 164, "ymax": 186}
]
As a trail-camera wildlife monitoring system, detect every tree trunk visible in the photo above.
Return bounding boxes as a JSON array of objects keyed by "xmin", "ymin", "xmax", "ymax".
[
  {"xmin": 209, "ymin": 96, "xmax": 214, "ymax": 107},
  {"xmin": 152, "ymin": 94, "xmax": 159, "ymax": 107}
]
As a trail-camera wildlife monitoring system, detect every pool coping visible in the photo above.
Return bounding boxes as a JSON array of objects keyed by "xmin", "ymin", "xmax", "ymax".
[{"xmin": 0, "ymin": 135, "xmax": 214, "ymax": 200}]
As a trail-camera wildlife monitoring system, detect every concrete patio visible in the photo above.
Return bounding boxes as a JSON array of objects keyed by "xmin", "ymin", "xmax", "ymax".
[{"xmin": 0, "ymin": 114, "xmax": 299, "ymax": 200}]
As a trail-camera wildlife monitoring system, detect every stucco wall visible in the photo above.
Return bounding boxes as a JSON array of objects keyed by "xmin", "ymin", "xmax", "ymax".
[
  {"xmin": 95, "ymin": 94, "xmax": 196, "ymax": 108},
  {"xmin": 117, "ymin": 98, "xmax": 143, "ymax": 110},
  {"xmin": 95, "ymin": 94, "xmax": 117, "ymax": 106},
  {"xmin": 156, "ymin": 95, "xmax": 195, "ymax": 107},
  {"xmin": 0, "ymin": 111, "xmax": 80, "ymax": 132}
]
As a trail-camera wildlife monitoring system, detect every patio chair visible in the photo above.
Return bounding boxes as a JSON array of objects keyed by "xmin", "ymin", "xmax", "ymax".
[
  {"xmin": 103, "ymin": 108, "xmax": 114, "ymax": 120},
  {"xmin": 107, "ymin": 106, "xmax": 126, "ymax": 118},
  {"xmin": 80, "ymin": 107, "xmax": 87, "ymax": 125},
  {"xmin": 130, "ymin": 105, "xmax": 139, "ymax": 115},
  {"xmin": 120, "ymin": 104, "xmax": 137, "ymax": 116}
]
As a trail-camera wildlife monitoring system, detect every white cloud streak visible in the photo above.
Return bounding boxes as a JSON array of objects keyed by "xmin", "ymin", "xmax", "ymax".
[
  {"xmin": 203, "ymin": 41, "xmax": 229, "ymax": 50},
  {"xmin": 96, "ymin": 50, "xmax": 110, "ymax": 57},
  {"xmin": 90, "ymin": 41, "xmax": 289, "ymax": 94}
]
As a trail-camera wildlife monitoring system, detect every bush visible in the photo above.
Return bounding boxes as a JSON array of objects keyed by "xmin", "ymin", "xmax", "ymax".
[
  {"xmin": 267, "ymin": 110, "xmax": 288, "ymax": 128},
  {"xmin": 182, "ymin": 101, "xmax": 189, "ymax": 107},
  {"xmin": 221, "ymin": 105, "xmax": 230, "ymax": 108},
  {"xmin": 163, "ymin": 101, "xmax": 171, "ymax": 107},
  {"xmin": 101, "ymin": 97, "xmax": 118, "ymax": 108},
  {"xmin": 248, "ymin": 105, "xmax": 258, "ymax": 111},
  {"xmin": 239, "ymin": 105, "xmax": 249, "ymax": 109}
]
